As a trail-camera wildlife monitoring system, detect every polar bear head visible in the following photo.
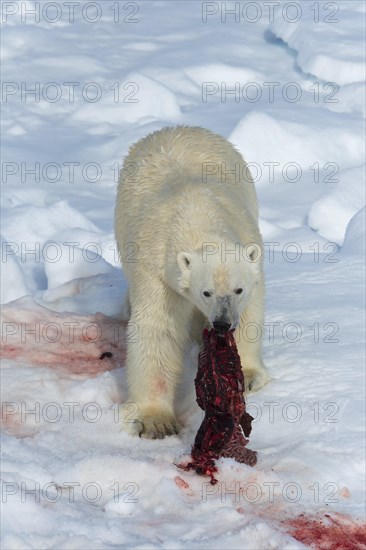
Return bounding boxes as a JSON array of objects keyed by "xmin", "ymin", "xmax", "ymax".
[{"xmin": 177, "ymin": 241, "xmax": 262, "ymax": 332}]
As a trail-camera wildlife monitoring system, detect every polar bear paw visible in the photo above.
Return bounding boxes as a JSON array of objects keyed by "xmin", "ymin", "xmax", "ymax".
[
  {"xmin": 122, "ymin": 405, "xmax": 180, "ymax": 439},
  {"xmin": 244, "ymin": 366, "xmax": 270, "ymax": 392}
]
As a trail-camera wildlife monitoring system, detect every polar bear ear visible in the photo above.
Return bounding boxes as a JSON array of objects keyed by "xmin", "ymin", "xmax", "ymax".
[{"xmin": 177, "ymin": 252, "xmax": 193, "ymax": 272}]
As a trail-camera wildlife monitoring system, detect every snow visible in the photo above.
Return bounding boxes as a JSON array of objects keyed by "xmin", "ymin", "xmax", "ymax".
[
  {"xmin": 1, "ymin": 236, "xmax": 29, "ymax": 304},
  {"xmin": 71, "ymin": 73, "xmax": 182, "ymax": 125},
  {"xmin": 44, "ymin": 246, "xmax": 114, "ymax": 289},
  {"xmin": 308, "ymin": 165, "xmax": 366, "ymax": 245},
  {"xmin": 1, "ymin": 1, "xmax": 365, "ymax": 548},
  {"xmin": 269, "ymin": 0, "xmax": 366, "ymax": 86},
  {"xmin": 229, "ymin": 110, "xmax": 365, "ymax": 185},
  {"xmin": 342, "ymin": 207, "xmax": 366, "ymax": 255}
]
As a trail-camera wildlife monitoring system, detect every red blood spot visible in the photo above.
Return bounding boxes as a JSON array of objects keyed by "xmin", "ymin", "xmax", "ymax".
[
  {"xmin": 174, "ymin": 476, "xmax": 190, "ymax": 490},
  {"xmin": 286, "ymin": 514, "xmax": 366, "ymax": 550}
]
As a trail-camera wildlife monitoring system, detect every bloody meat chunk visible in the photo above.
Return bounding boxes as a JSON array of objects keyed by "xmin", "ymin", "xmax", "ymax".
[{"xmin": 185, "ymin": 328, "xmax": 257, "ymax": 484}]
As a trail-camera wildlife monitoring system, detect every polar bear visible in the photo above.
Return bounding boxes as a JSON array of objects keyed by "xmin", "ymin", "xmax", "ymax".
[{"xmin": 115, "ymin": 126, "xmax": 268, "ymax": 438}]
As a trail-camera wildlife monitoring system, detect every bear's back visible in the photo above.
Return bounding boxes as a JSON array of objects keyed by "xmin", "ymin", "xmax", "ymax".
[
  {"xmin": 115, "ymin": 126, "xmax": 259, "ymax": 259},
  {"xmin": 127, "ymin": 126, "xmax": 247, "ymax": 181},
  {"xmin": 119, "ymin": 126, "xmax": 257, "ymax": 214}
]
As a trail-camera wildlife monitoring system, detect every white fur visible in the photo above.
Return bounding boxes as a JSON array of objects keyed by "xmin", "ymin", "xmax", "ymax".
[{"xmin": 115, "ymin": 126, "xmax": 269, "ymax": 438}]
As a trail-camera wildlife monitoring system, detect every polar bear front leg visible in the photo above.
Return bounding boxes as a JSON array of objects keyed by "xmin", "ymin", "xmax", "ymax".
[
  {"xmin": 189, "ymin": 308, "xmax": 207, "ymax": 344},
  {"xmin": 122, "ymin": 280, "xmax": 191, "ymax": 439},
  {"xmin": 236, "ymin": 279, "xmax": 269, "ymax": 392}
]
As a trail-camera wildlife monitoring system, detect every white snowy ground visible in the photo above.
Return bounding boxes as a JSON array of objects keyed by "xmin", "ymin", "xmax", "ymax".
[{"xmin": 1, "ymin": 1, "xmax": 365, "ymax": 548}]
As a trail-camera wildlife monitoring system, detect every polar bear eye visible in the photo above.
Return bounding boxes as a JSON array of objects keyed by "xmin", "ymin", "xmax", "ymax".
[
  {"xmin": 235, "ymin": 288, "xmax": 243, "ymax": 295},
  {"xmin": 203, "ymin": 291, "xmax": 212, "ymax": 298}
]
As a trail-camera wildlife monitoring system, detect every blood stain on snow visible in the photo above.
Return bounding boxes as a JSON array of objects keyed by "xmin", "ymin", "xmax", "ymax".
[
  {"xmin": 339, "ymin": 486, "xmax": 351, "ymax": 499},
  {"xmin": 174, "ymin": 476, "xmax": 194, "ymax": 496},
  {"xmin": 1, "ymin": 413, "xmax": 37, "ymax": 438},
  {"xmin": 286, "ymin": 513, "xmax": 366, "ymax": 550},
  {"xmin": 1, "ymin": 304, "xmax": 128, "ymax": 376},
  {"xmin": 1, "ymin": 342, "xmax": 126, "ymax": 376},
  {"xmin": 174, "ymin": 476, "xmax": 189, "ymax": 490}
]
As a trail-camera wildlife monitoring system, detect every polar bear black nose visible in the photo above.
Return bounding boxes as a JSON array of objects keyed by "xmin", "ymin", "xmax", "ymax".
[{"xmin": 213, "ymin": 320, "xmax": 231, "ymax": 333}]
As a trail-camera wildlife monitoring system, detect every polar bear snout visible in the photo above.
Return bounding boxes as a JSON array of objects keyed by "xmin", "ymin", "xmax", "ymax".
[
  {"xmin": 208, "ymin": 295, "xmax": 240, "ymax": 333},
  {"xmin": 212, "ymin": 319, "xmax": 231, "ymax": 333}
]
